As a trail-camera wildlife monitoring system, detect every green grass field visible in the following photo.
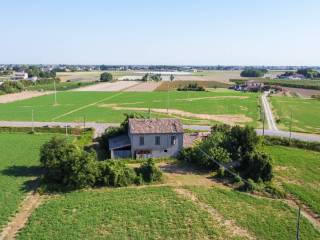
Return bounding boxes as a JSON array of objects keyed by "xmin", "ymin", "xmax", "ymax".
[
  {"xmin": 265, "ymin": 145, "xmax": 320, "ymax": 215},
  {"xmin": 0, "ymin": 133, "xmax": 57, "ymax": 229},
  {"xmin": 17, "ymin": 186, "xmax": 320, "ymax": 239},
  {"xmin": 187, "ymin": 186, "xmax": 320, "ymax": 240},
  {"xmin": 0, "ymin": 90, "xmax": 260, "ymax": 126},
  {"xmin": 270, "ymin": 96, "xmax": 320, "ymax": 133},
  {"xmin": 17, "ymin": 187, "xmax": 235, "ymax": 240}
]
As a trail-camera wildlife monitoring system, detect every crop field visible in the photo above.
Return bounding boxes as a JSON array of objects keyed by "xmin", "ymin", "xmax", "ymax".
[
  {"xmin": 187, "ymin": 186, "xmax": 320, "ymax": 240},
  {"xmin": 265, "ymin": 145, "xmax": 320, "ymax": 215},
  {"xmin": 17, "ymin": 187, "xmax": 234, "ymax": 240},
  {"xmin": 0, "ymin": 90, "xmax": 260, "ymax": 126},
  {"xmin": 270, "ymin": 96, "xmax": 320, "ymax": 133},
  {"xmin": 155, "ymin": 80, "xmax": 231, "ymax": 91},
  {"xmin": 17, "ymin": 186, "xmax": 320, "ymax": 239},
  {"xmin": 0, "ymin": 133, "xmax": 57, "ymax": 229}
]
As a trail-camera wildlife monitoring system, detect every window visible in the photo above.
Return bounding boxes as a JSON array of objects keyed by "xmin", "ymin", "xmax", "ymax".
[
  {"xmin": 139, "ymin": 136, "xmax": 144, "ymax": 146},
  {"xmin": 155, "ymin": 136, "xmax": 160, "ymax": 145},
  {"xmin": 171, "ymin": 135, "xmax": 176, "ymax": 145}
]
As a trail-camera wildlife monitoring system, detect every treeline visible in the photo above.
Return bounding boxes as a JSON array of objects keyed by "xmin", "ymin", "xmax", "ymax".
[
  {"xmin": 280, "ymin": 68, "xmax": 320, "ymax": 79},
  {"xmin": 240, "ymin": 69, "xmax": 268, "ymax": 78},
  {"xmin": 0, "ymin": 78, "xmax": 61, "ymax": 94},
  {"xmin": 230, "ymin": 79, "xmax": 320, "ymax": 90}
]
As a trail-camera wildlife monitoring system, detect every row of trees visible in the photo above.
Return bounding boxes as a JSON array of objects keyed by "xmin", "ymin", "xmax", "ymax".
[
  {"xmin": 178, "ymin": 125, "xmax": 273, "ymax": 183},
  {"xmin": 177, "ymin": 83, "xmax": 205, "ymax": 91},
  {"xmin": 280, "ymin": 69, "xmax": 320, "ymax": 79},
  {"xmin": 40, "ymin": 137, "xmax": 162, "ymax": 190},
  {"xmin": 240, "ymin": 69, "xmax": 268, "ymax": 78}
]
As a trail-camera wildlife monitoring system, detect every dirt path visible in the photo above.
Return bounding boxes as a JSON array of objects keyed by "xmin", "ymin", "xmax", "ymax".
[
  {"xmin": 174, "ymin": 188, "xmax": 256, "ymax": 240},
  {"xmin": 108, "ymin": 106, "xmax": 251, "ymax": 125},
  {"xmin": 123, "ymin": 82, "xmax": 161, "ymax": 92},
  {"xmin": 0, "ymin": 192, "xmax": 41, "ymax": 240},
  {"xmin": 0, "ymin": 91, "xmax": 53, "ymax": 104}
]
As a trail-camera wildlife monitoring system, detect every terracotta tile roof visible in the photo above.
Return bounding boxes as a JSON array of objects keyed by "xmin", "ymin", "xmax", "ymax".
[{"xmin": 129, "ymin": 118, "xmax": 184, "ymax": 134}]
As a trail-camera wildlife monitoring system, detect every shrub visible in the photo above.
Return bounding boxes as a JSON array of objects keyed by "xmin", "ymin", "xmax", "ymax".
[
  {"xmin": 177, "ymin": 83, "xmax": 205, "ymax": 91},
  {"xmin": 96, "ymin": 160, "xmax": 136, "ymax": 187},
  {"xmin": 263, "ymin": 136, "xmax": 320, "ymax": 152},
  {"xmin": 241, "ymin": 151, "xmax": 273, "ymax": 182},
  {"xmin": 264, "ymin": 182, "xmax": 287, "ymax": 199},
  {"xmin": 0, "ymin": 81, "xmax": 24, "ymax": 93},
  {"xmin": 135, "ymin": 159, "xmax": 162, "ymax": 183},
  {"xmin": 40, "ymin": 137, "xmax": 98, "ymax": 189}
]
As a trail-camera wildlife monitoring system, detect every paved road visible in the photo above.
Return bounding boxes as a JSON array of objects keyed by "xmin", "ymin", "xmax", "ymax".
[
  {"xmin": 261, "ymin": 92, "xmax": 278, "ymax": 131},
  {"xmin": 1, "ymin": 121, "xmax": 319, "ymax": 142}
]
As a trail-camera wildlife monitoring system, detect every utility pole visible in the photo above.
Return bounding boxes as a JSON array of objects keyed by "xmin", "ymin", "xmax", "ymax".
[
  {"xmin": 31, "ymin": 109, "xmax": 34, "ymax": 132},
  {"xmin": 65, "ymin": 124, "xmax": 68, "ymax": 136},
  {"xmin": 53, "ymin": 78, "xmax": 58, "ymax": 105},
  {"xmin": 289, "ymin": 111, "xmax": 292, "ymax": 141},
  {"xmin": 83, "ymin": 116, "xmax": 86, "ymax": 134},
  {"xmin": 296, "ymin": 207, "xmax": 301, "ymax": 240},
  {"xmin": 262, "ymin": 111, "xmax": 265, "ymax": 136}
]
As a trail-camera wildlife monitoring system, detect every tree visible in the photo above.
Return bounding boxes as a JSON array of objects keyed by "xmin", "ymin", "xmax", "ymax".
[
  {"xmin": 100, "ymin": 72, "xmax": 113, "ymax": 82},
  {"xmin": 241, "ymin": 151, "xmax": 273, "ymax": 182},
  {"xmin": 240, "ymin": 69, "xmax": 267, "ymax": 78},
  {"xmin": 40, "ymin": 137, "xmax": 98, "ymax": 188}
]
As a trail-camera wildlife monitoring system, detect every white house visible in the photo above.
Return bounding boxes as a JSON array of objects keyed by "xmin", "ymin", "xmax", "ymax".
[
  {"xmin": 109, "ymin": 118, "xmax": 184, "ymax": 159},
  {"xmin": 12, "ymin": 72, "xmax": 28, "ymax": 80}
]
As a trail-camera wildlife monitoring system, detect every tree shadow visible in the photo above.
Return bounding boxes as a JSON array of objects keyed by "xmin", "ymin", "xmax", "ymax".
[
  {"xmin": 1, "ymin": 165, "xmax": 43, "ymax": 192},
  {"xmin": 1, "ymin": 165, "xmax": 43, "ymax": 177}
]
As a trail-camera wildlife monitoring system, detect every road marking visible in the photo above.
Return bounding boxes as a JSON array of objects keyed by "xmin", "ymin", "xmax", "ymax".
[{"xmin": 51, "ymin": 92, "xmax": 123, "ymax": 121}]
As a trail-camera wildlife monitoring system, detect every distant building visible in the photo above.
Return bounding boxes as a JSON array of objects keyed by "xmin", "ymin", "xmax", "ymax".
[
  {"xmin": 244, "ymin": 80, "xmax": 264, "ymax": 92},
  {"xmin": 28, "ymin": 76, "xmax": 38, "ymax": 82},
  {"xmin": 12, "ymin": 72, "xmax": 28, "ymax": 80},
  {"xmin": 109, "ymin": 118, "xmax": 184, "ymax": 159}
]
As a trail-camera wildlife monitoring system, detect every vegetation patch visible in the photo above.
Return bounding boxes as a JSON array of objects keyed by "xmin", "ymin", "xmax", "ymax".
[
  {"xmin": 17, "ymin": 187, "xmax": 234, "ymax": 240},
  {"xmin": 186, "ymin": 186, "xmax": 320, "ymax": 240},
  {"xmin": 0, "ymin": 91, "xmax": 260, "ymax": 126},
  {"xmin": 0, "ymin": 133, "xmax": 69, "ymax": 229},
  {"xmin": 270, "ymin": 95, "xmax": 320, "ymax": 134},
  {"xmin": 265, "ymin": 145, "xmax": 320, "ymax": 215}
]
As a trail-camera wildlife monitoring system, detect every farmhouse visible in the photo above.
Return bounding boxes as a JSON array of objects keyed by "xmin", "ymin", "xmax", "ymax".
[
  {"xmin": 11, "ymin": 72, "xmax": 28, "ymax": 80},
  {"xmin": 109, "ymin": 118, "xmax": 184, "ymax": 159}
]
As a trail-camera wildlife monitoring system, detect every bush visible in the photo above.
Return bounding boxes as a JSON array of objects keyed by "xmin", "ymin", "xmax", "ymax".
[
  {"xmin": 177, "ymin": 83, "xmax": 205, "ymax": 91},
  {"xmin": 0, "ymin": 81, "xmax": 24, "ymax": 93},
  {"xmin": 264, "ymin": 183, "xmax": 287, "ymax": 199},
  {"xmin": 96, "ymin": 160, "xmax": 137, "ymax": 187},
  {"xmin": 241, "ymin": 151, "xmax": 273, "ymax": 182},
  {"xmin": 100, "ymin": 72, "xmax": 113, "ymax": 82},
  {"xmin": 135, "ymin": 159, "xmax": 162, "ymax": 183},
  {"xmin": 40, "ymin": 137, "xmax": 98, "ymax": 189},
  {"xmin": 263, "ymin": 136, "xmax": 320, "ymax": 152}
]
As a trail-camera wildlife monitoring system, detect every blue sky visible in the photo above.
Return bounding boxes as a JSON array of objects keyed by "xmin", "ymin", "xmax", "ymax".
[{"xmin": 1, "ymin": 0, "xmax": 319, "ymax": 65}]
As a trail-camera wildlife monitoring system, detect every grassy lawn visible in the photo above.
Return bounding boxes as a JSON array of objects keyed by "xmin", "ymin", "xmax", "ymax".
[
  {"xmin": 0, "ymin": 133, "xmax": 57, "ymax": 229},
  {"xmin": 265, "ymin": 145, "xmax": 320, "ymax": 215},
  {"xmin": 0, "ymin": 90, "xmax": 260, "ymax": 126},
  {"xmin": 270, "ymin": 96, "xmax": 320, "ymax": 133},
  {"xmin": 187, "ymin": 186, "xmax": 320, "ymax": 240},
  {"xmin": 17, "ymin": 187, "xmax": 235, "ymax": 240}
]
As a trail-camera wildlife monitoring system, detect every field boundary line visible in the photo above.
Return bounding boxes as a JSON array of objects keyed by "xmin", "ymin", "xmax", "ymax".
[
  {"xmin": 173, "ymin": 187, "xmax": 256, "ymax": 240},
  {"xmin": 0, "ymin": 192, "xmax": 42, "ymax": 240},
  {"xmin": 51, "ymin": 92, "xmax": 123, "ymax": 121}
]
